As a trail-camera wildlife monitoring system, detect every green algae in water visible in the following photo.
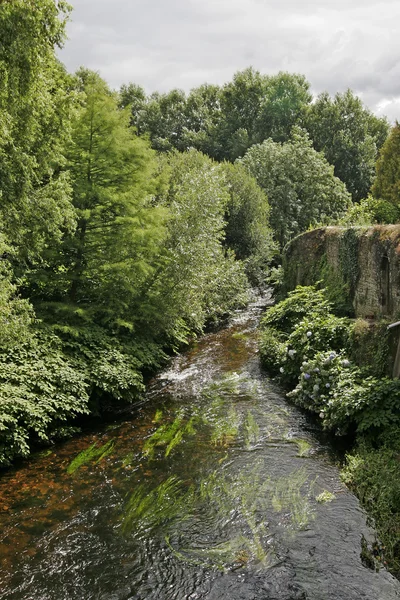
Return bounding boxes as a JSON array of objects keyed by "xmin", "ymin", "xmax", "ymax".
[
  {"xmin": 316, "ymin": 490, "xmax": 336, "ymax": 503},
  {"xmin": 67, "ymin": 439, "xmax": 115, "ymax": 474},
  {"xmin": 153, "ymin": 409, "xmax": 163, "ymax": 423},
  {"xmin": 143, "ymin": 412, "xmax": 198, "ymax": 459},
  {"xmin": 244, "ymin": 410, "xmax": 261, "ymax": 449},
  {"xmin": 121, "ymin": 476, "xmax": 195, "ymax": 534},
  {"xmin": 202, "ymin": 372, "xmax": 242, "ymax": 399},
  {"xmin": 293, "ymin": 438, "xmax": 312, "ymax": 457},
  {"xmin": 271, "ymin": 469, "xmax": 315, "ymax": 530},
  {"xmin": 209, "ymin": 405, "xmax": 240, "ymax": 446},
  {"xmin": 231, "ymin": 332, "xmax": 247, "ymax": 340},
  {"xmin": 166, "ymin": 534, "xmax": 275, "ymax": 571}
]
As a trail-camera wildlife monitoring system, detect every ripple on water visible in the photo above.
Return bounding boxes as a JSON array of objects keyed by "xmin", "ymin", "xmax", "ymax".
[{"xmin": 0, "ymin": 295, "xmax": 399, "ymax": 599}]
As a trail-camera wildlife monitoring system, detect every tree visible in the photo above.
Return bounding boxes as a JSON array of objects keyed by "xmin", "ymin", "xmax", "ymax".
[
  {"xmin": 0, "ymin": 0, "xmax": 76, "ymax": 264},
  {"xmin": 305, "ymin": 90, "xmax": 389, "ymax": 201},
  {"xmin": 256, "ymin": 72, "xmax": 312, "ymax": 143},
  {"xmin": 58, "ymin": 70, "xmax": 167, "ymax": 326},
  {"xmin": 143, "ymin": 150, "xmax": 249, "ymax": 341},
  {"xmin": 240, "ymin": 128, "xmax": 351, "ymax": 247},
  {"xmin": 219, "ymin": 162, "xmax": 277, "ymax": 284},
  {"xmin": 135, "ymin": 89, "xmax": 188, "ymax": 152},
  {"xmin": 372, "ymin": 122, "xmax": 400, "ymax": 208},
  {"xmin": 121, "ymin": 69, "xmax": 312, "ymax": 162},
  {"xmin": 214, "ymin": 69, "xmax": 312, "ymax": 161}
]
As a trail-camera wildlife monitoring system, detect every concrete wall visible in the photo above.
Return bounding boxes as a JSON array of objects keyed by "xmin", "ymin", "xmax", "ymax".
[{"xmin": 283, "ymin": 225, "xmax": 400, "ymax": 319}]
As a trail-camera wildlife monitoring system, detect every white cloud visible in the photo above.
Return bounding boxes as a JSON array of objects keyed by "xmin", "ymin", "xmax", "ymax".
[{"xmin": 59, "ymin": 0, "xmax": 400, "ymax": 121}]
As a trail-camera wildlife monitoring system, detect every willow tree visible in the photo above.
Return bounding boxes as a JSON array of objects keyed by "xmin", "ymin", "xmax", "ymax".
[{"xmin": 63, "ymin": 70, "xmax": 167, "ymax": 326}]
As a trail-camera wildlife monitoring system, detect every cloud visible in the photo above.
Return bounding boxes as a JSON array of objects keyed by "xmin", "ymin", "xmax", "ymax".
[{"xmin": 59, "ymin": 0, "xmax": 400, "ymax": 121}]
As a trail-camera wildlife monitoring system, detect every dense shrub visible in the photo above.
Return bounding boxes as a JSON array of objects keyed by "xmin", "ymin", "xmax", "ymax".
[
  {"xmin": 342, "ymin": 434, "xmax": 400, "ymax": 576},
  {"xmin": 260, "ymin": 285, "xmax": 400, "ymax": 437}
]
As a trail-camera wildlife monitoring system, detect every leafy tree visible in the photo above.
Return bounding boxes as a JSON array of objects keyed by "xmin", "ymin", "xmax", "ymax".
[
  {"xmin": 0, "ymin": 0, "xmax": 76, "ymax": 264},
  {"xmin": 372, "ymin": 123, "xmax": 400, "ymax": 207},
  {"xmin": 240, "ymin": 128, "xmax": 351, "ymax": 247},
  {"xmin": 255, "ymin": 72, "xmax": 312, "ymax": 143},
  {"xmin": 58, "ymin": 70, "xmax": 167, "ymax": 325},
  {"xmin": 305, "ymin": 90, "xmax": 389, "ymax": 201},
  {"xmin": 182, "ymin": 83, "xmax": 223, "ymax": 155},
  {"xmin": 135, "ymin": 89, "xmax": 188, "ymax": 152},
  {"xmin": 215, "ymin": 68, "xmax": 312, "ymax": 161},
  {"xmin": 219, "ymin": 162, "xmax": 277, "ymax": 284},
  {"xmin": 143, "ymin": 150, "xmax": 249, "ymax": 342},
  {"xmin": 122, "ymin": 69, "xmax": 312, "ymax": 162}
]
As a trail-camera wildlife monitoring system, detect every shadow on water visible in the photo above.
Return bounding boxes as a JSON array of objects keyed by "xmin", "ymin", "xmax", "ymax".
[{"xmin": 0, "ymin": 292, "xmax": 399, "ymax": 599}]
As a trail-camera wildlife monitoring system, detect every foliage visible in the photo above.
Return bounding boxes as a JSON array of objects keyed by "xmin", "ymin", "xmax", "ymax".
[
  {"xmin": 0, "ymin": 331, "xmax": 90, "ymax": 466},
  {"xmin": 261, "ymin": 285, "xmax": 332, "ymax": 333},
  {"xmin": 338, "ymin": 195, "xmax": 400, "ymax": 226},
  {"xmin": 240, "ymin": 128, "xmax": 351, "ymax": 247},
  {"xmin": 219, "ymin": 162, "xmax": 277, "ymax": 285},
  {"xmin": 57, "ymin": 69, "xmax": 168, "ymax": 324},
  {"xmin": 305, "ymin": 90, "xmax": 389, "ymax": 201},
  {"xmin": 260, "ymin": 285, "xmax": 400, "ymax": 438},
  {"xmin": 342, "ymin": 436, "xmax": 400, "ymax": 576},
  {"xmin": 146, "ymin": 149, "xmax": 249, "ymax": 341},
  {"xmin": 0, "ymin": 0, "xmax": 76, "ymax": 264},
  {"xmin": 0, "ymin": 320, "xmax": 148, "ymax": 467},
  {"xmin": 122, "ymin": 68, "xmax": 312, "ymax": 162},
  {"xmin": 372, "ymin": 122, "xmax": 400, "ymax": 207}
]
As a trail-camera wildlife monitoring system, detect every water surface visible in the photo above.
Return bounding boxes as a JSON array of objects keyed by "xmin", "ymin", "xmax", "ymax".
[{"xmin": 0, "ymin": 295, "xmax": 399, "ymax": 599}]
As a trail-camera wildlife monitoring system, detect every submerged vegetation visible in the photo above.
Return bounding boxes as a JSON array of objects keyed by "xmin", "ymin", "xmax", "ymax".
[
  {"xmin": 259, "ymin": 285, "xmax": 400, "ymax": 574},
  {"xmin": 121, "ymin": 464, "xmax": 315, "ymax": 570}
]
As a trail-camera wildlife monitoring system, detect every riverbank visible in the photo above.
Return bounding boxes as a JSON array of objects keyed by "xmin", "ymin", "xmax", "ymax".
[{"xmin": 258, "ymin": 284, "xmax": 400, "ymax": 577}]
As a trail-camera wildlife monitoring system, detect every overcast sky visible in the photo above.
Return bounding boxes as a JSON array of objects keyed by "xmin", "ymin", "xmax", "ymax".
[{"xmin": 59, "ymin": 0, "xmax": 400, "ymax": 122}]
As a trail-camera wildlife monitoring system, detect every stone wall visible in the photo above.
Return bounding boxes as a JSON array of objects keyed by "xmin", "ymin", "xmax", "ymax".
[{"xmin": 283, "ymin": 225, "xmax": 400, "ymax": 319}]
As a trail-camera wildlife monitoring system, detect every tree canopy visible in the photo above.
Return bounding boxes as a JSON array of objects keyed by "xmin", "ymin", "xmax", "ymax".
[
  {"xmin": 372, "ymin": 122, "xmax": 400, "ymax": 207},
  {"xmin": 240, "ymin": 128, "xmax": 351, "ymax": 247},
  {"xmin": 0, "ymin": 0, "xmax": 76, "ymax": 264},
  {"xmin": 305, "ymin": 90, "xmax": 389, "ymax": 201}
]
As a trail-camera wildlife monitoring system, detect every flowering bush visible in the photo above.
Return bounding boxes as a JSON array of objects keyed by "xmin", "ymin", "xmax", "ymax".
[
  {"xmin": 260, "ymin": 285, "xmax": 400, "ymax": 437},
  {"xmin": 278, "ymin": 313, "xmax": 350, "ymax": 386},
  {"xmin": 287, "ymin": 350, "xmax": 360, "ymax": 432}
]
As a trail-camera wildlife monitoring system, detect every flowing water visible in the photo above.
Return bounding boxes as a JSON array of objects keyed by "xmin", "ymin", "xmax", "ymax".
[{"xmin": 0, "ymin": 294, "xmax": 399, "ymax": 600}]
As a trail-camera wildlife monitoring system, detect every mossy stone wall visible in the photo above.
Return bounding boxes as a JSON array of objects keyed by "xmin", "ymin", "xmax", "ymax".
[{"xmin": 283, "ymin": 226, "xmax": 400, "ymax": 319}]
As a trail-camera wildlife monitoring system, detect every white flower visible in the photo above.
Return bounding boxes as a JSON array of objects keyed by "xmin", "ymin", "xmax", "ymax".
[
  {"xmin": 319, "ymin": 411, "xmax": 325, "ymax": 419},
  {"xmin": 306, "ymin": 331, "xmax": 312, "ymax": 338},
  {"xmin": 288, "ymin": 349, "xmax": 296, "ymax": 358},
  {"xmin": 342, "ymin": 359, "xmax": 350, "ymax": 367},
  {"xmin": 280, "ymin": 367, "xmax": 285, "ymax": 373}
]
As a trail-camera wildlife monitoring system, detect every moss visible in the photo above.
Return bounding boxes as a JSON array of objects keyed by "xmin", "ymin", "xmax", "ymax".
[{"xmin": 349, "ymin": 319, "xmax": 391, "ymax": 377}]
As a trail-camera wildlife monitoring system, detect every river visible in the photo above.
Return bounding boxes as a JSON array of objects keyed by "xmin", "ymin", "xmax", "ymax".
[{"xmin": 0, "ymin": 294, "xmax": 399, "ymax": 600}]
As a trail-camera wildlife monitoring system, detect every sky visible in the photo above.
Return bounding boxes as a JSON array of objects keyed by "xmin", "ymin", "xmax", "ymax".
[{"xmin": 59, "ymin": 0, "xmax": 400, "ymax": 122}]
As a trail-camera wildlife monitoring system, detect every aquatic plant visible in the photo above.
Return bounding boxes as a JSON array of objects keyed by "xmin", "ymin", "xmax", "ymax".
[
  {"xmin": 121, "ymin": 476, "xmax": 195, "ymax": 534},
  {"xmin": 316, "ymin": 490, "xmax": 336, "ymax": 503},
  {"xmin": 143, "ymin": 411, "xmax": 198, "ymax": 459},
  {"xmin": 67, "ymin": 439, "xmax": 115, "ymax": 474},
  {"xmin": 244, "ymin": 410, "xmax": 261, "ymax": 449}
]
